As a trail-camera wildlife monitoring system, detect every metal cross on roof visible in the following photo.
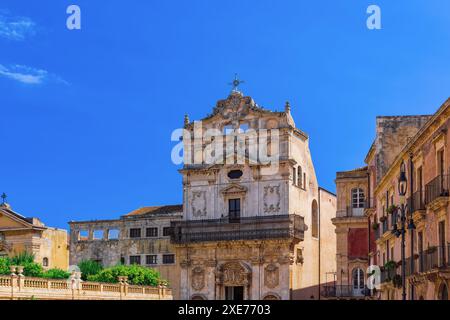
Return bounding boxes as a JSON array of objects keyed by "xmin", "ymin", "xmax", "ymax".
[
  {"xmin": 1, "ymin": 193, "xmax": 6, "ymax": 205},
  {"xmin": 229, "ymin": 73, "xmax": 244, "ymax": 92}
]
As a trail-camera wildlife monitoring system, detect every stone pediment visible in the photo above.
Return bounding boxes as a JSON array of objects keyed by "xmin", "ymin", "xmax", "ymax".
[
  {"xmin": 202, "ymin": 91, "xmax": 272, "ymax": 122},
  {"xmin": 0, "ymin": 207, "xmax": 36, "ymax": 230},
  {"xmin": 221, "ymin": 184, "xmax": 248, "ymax": 196}
]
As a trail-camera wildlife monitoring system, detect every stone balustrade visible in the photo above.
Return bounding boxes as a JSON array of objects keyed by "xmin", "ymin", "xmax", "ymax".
[{"xmin": 0, "ymin": 266, "xmax": 172, "ymax": 300}]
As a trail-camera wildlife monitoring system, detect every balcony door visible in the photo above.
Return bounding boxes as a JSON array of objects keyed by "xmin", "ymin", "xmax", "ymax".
[
  {"xmin": 352, "ymin": 268, "xmax": 365, "ymax": 296},
  {"xmin": 229, "ymin": 198, "xmax": 241, "ymax": 223}
]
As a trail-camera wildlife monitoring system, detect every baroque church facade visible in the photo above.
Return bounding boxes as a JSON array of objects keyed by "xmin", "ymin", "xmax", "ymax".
[
  {"xmin": 69, "ymin": 88, "xmax": 337, "ymax": 300},
  {"xmin": 171, "ymin": 89, "xmax": 336, "ymax": 300}
]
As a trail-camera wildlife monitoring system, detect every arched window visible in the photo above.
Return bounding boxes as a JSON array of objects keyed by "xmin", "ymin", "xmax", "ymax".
[
  {"xmin": 42, "ymin": 257, "xmax": 49, "ymax": 267},
  {"xmin": 297, "ymin": 166, "xmax": 302, "ymax": 188},
  {"xmin": 351, "ymin": 188, "xmax": 365, "ymax": 208},
  {"xmin": 311, "ymin": 200, "xmax": 318, "ymax": 238},
  {"xmin": 352, "ymin": 268, "xmax": 365, "ymax": 296}
]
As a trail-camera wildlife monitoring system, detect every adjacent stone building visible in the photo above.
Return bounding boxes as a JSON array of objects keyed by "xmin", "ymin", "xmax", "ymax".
[
  {"xmin": 68, "ymin": 205, "xmax": 182, "ymax": 299},
  {"xmin": 171, "ymin": 90, "xmax": 336, "ymax": 300},
  {"xmin": 324, "ymin": 166, "xmax": 373, "ymax": 298},
  {"xmin": 68, "ymin": 88, "xmax": 337, "ymax": 300},
  {"xmin": 366, "ymin": 99, "xmax": 450, "ymax": 300},
  {"xmin": 331, "ymin": 97, "xmax": 450, "ymax": 300},
  {"xmin": 0, "ymin": 201, "xmax": 69, "ymax": 270}
]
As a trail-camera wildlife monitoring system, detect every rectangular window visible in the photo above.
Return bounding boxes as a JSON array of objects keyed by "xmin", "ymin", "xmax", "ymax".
[
  {"xmin": 293, "ymin": 167, "xmax": 296, "ymax": 185},
  {"xmin": 163, "ymin": 227, "xmax": 172, "ymax": 237},
  {"xmin": 129, "ymin": 228, "xmax": 141, "ymax": 238},
  {"xmin": 146, "ymin": 255, "xmax": 157, "ymax": 265},
  {"xmin": 79, "ymin": 230, "xmax": 88, "ymax": 241},
  {"xmin": 146, "ymin": 227, "xmax": 158, "ymax": 237},
  {"xmin": 228, "ymin": 198, "xmax": 241, "ymax": 223},
  {"xmin": 417, "ymin": 167, "xmax": 423, "ymax": 192},
  {"xmin": 108, "ymin": 229, "xmax": 120, "ymax": 240},
  {"xmin": 93, "ymin": 230, "xmax": 104, "ymax": 240},
  {"xmin": 129, "ymin": 255, "xmax": 141, "ymax": 265},
  {"xmin": 162, "ymin": 254, "xmax": 175, "ymax": 264}
]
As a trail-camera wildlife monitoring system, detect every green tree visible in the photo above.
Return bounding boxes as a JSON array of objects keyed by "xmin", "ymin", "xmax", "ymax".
[
  {"xmin": 78, "ymin": 259, "xmax": 103, "ymax": 281},
  {"xmin": 0, "ymin": 257, "xmax": 10, "ymax": 275},
  {"xmin": 42, "ymin": 268, "xmax": 71, "ymax": 279},
  {"xmin": 7, "ymin": 252, "xmax": 44, "ymax": 277},
  {"xmin": 87, "ymin": 264, "xmax": 163, "ymax": 286}
]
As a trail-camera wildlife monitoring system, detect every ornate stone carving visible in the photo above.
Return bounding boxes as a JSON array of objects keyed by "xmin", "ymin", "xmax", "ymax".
[
  {"xmin": 264, "ymin": 264, "xmax": 279, "ymax": 289},
  {"xmin": 191, "ymin": 266, "xmax": 205, "ymax": 291},
  {"xmin": 221, "ymin": 184, "xmax": 247, "ymax": 196},
  {"xmin": 191, "ymin": 191, "xmax": 207, "ymax": 217},
  {"xmin": 211, "ymin": 92, "xmax": 262, "ymax": 121},
  {"xmin": 0, "ymin": 239, "xmax": 11, "ymax": 254},
  {"xmin": 180, "ymin": 259, "xmax": 192, "ymax": 269},
  {"xmin": 218, "ymin": 262, "xmax": 251, "ymax": 286},
  {"xmin": 263, "ymin": 185, "xmax": 280, "ymax": 213}
]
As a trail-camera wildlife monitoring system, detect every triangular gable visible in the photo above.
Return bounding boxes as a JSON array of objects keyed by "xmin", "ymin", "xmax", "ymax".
[
  {"xmin": 0, "ymin": 208, "xmax": 34, "ymax": 229},
  {"xmin": 221, "ymin": 183, "xmax": 248, "ymax": 195}
]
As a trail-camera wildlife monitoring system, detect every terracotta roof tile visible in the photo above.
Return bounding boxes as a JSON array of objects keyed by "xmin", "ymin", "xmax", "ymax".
[{"xmin": 124, "ymin": 205, "xmax": 183, "ymax": 217}]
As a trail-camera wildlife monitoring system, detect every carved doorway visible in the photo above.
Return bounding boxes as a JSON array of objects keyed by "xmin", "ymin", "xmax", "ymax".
[
  {"xmin": 216, "ymin": 261, "xmax": 252, "ymax": 300},
  {"xmin": 225, "ymin": 286, "xmax": 244, "ymax": 300}
]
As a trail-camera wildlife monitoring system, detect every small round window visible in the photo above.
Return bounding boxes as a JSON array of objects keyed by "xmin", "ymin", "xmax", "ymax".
[{"xmin": 228, "ymin": 170, "xmax": 243, "ymax": 179}]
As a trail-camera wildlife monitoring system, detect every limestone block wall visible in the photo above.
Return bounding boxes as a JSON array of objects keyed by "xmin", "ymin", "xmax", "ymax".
[{"xmin": 69, "ymin": 213, "xmax": 182, "ymax": 299}]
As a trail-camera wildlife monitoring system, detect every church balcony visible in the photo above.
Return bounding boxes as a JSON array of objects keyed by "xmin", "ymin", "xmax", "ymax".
[{"xmin": 170, "ymin": 214, "xmax": 305, "ymax": 244}]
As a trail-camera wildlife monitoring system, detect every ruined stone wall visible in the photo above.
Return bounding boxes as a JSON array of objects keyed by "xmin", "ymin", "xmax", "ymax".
[
  {"xmin": 374, "ymin": 115, "xmax": 431, "ymax": 183},
  {"xmin": 69, "ymin": 213, "xmax": 182, "ymax": 299}
]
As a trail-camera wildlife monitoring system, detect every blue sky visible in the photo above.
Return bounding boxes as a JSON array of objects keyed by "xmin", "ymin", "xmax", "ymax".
[{"xmin": 1, "ymin": 1, "xmax": 449, "ymax": 229}]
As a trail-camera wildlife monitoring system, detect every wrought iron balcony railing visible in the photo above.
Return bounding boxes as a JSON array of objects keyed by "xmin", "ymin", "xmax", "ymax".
[
  {"xmin": 417, "ymin": 245, "xmax": 450, "ymax": 272},
  {"xmin": 170, "ymin": 214, "xmax": 306, "ymax": 244},
  {"xmin": 408, "ymin": 191, "xmax": 426, "ymax": 212},
  {"xmin": 321, "ymin": 285, "xmax": 371, "ymax": 298},
  {"xmin": 425, "ymin": 174, "xmax": 450, "ymax": 205},
  {"xmin": 336, "ymin": 206, "xmax": 366, "ymax": 218},
  {"xmin": 379, "ymin": 245, "xmax": 450, "ymax": 279}
]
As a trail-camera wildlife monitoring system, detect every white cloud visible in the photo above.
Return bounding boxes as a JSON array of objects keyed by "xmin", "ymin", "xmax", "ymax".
[
  {"xmin": 0, "ymin": 11, "xmax": 36, "ymax": 40},
  {"xmin": 0, "ymin": 64, "xmax": 68, "ymax": 85}
]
